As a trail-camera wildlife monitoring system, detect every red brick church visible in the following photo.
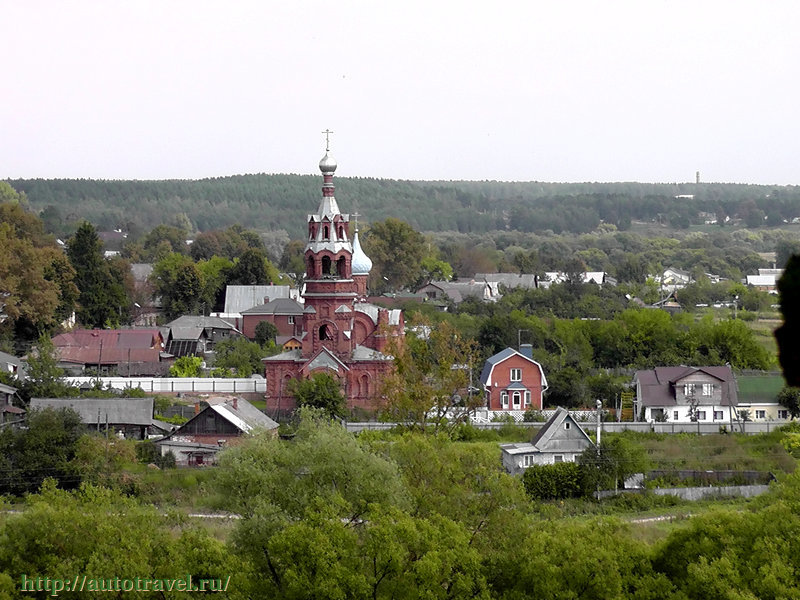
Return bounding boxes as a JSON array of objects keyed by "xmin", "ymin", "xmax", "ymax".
[{"xmin": 263, "ymin": 142, "xmax": 404, "ymax": 416}]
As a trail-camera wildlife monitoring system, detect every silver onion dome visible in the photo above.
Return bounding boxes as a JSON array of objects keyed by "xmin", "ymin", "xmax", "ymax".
[
  {"xmin": 319, "ymin": 152, "xmax": 337, "ymax": 174},
  {"xmin": 351, "ymin": 230, "xmax": 372, "ymax": 275}
]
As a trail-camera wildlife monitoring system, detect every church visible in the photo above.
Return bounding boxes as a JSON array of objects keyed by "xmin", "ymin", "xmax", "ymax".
[{"xmin": 263, "ymin": 142, "xmax": 404, "ymax": 417}]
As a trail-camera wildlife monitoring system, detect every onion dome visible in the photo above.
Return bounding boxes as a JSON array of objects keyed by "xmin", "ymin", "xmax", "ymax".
[
  {"xmin": 351, "ymin": 230, "xmax": 372, "ymax": 275},
  {"xmin": 319, "ymin": 152, "xmax": 337, "ymax": 174}
]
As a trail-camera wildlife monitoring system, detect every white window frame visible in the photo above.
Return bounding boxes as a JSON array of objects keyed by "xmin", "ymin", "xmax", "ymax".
[
  {"xmin": 512, "ymin": 391, "xmax": 521, "ymax": 409},
  {"xmin": 564, "ymin": 422, "xmax": 571, "ymax": 430},
  {"xmin": 702, "ymin": 383, "xmax": 714, "ymax": 396},
  {"xmin": 755, "ymin": 410, "xmax": 766, "ymax": 419},
  {"xmin": 524, "ymin": 391, "xmax": 531, "ymax": 407},
  {"xmin": 510, "ymin": 368, "xmax": 522, "ymax": 382},
  {"xmin": 684, "ymin": 383, "xmax": 696, "ymax": 397},
  {"xmin": 696, "ymin": 410, "xmax": 707, "ymax": 421},
  {"xmin": 713, "ymin": 410, "xmax": 724, "ymax": 420},
  {"xmin": 501, "ymin": 392, "xmax": 509, "ymax": 408},
  {"xmin": 778, "ymin": 410, "xmax": 789, "ymax": 419},
  {"xmin": 553, "ymin": 455, "xmax": 564, "ymax": 463},
  {"xmin": 673, "ymin": 410, "xmax": 679, "ymax": 420},
  {"xmin": 288, "ymin": 316, "xmax": 295, "ymax": 324}
]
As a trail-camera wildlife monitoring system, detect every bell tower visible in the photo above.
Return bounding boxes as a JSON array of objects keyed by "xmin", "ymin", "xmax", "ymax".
[{"xmin": 301, "ymin": 131, "xmax": 358, "ymax": 357}]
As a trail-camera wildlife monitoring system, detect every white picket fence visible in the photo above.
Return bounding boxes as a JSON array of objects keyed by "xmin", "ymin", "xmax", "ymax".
[{"xmin": 65, "ymin": 377, "xmax": 267, "ymax": 394}]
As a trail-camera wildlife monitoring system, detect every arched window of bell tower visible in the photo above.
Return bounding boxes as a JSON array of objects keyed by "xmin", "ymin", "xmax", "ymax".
[
  {"xmin": 321, "ymin": 256, "xmax": 333, "ymax": 276},
  {"xmin": 337, "ymin": 225, "xmax": 344, "ymax": 239},
  {"xmin": 337, "ymin": 256, "xmax": 347, "ymax": 277},
  {"xmin": 306, "ymin": 256, "xmax": 316, "ymax": 278},
  {"xmin": 319, "ymin": 324, "xmax": 331, "ymax": 340},
  {"xmin": 323, "ymin": 225, "xmax": 329, "ymax": 240}
]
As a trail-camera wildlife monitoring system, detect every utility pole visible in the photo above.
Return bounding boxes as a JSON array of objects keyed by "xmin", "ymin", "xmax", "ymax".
[{"xmin": 596, "ymin": 398, "xmax": 602, "ymax": 450}]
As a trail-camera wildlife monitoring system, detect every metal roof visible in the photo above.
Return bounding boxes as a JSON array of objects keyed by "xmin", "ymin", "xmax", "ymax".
[
  {"xmin": 241, "ymin": 298, "xmax": 304, "ymax": 315},
  {"xmin": 223, "ymin": 285, "xmax": 293, "ymax": 314},
  {"xmin": 30, "ymin": 397, "xmax": 154, "ymax": 425}
]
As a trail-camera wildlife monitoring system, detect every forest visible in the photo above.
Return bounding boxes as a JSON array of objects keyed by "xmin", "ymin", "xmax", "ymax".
[{"xmin": 7, "ymin": 174, "xmax": 800, "ymax": 238}]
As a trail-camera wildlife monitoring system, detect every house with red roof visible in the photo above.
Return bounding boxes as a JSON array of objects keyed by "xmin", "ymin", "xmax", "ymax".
[{"xmin": 51, "ymin": 329, "xmax": 164, "ymax": 376}]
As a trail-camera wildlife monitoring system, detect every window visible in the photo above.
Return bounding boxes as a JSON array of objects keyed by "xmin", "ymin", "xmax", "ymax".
[
  {"xmin": 501, "ymin": 392, "xmax": 508, "ymax": 408},
  {"xmin": 755, "ymin": 410, "xmax": 766, "ymax": 419},
  {"xmin": 713, "ymin": 410, "xmax": 724, "ymax": 420},
  {"xmin": 696, "ymin": 410, "xmax": 706, "ymax": 420},
  {"xmin": 564, "ymin": 422, "xmax": 571, "ymax": 430},
  {"xmin": 673, "ymin": 411, "xmax": 679, "ymax": 420},
  {"xmin": 524, "ymin": 391, "xmax": 531, "ymax": 407},
  {"xmin": 523, "ymin": 455, "xmax": 531, "ymax": 467},
  {"xmin": 512, "ymin": 391, "xmax": 521, "ymax": 409},
  {"xmin": 703, "ymin": 383, "xmax": 714, "ymax": 396},
  {"xmin": 684, "ymin": 383, "xmax": 696, "ymax": 396},
  {"xmin": 288, "ymin": 316, "xmax": 295, "ymax": 324},
  {"xmin": 510, "ymin": 368, "xmax": 522, "ymax": 382},
  {"xmin": 779, "ymin": 410, "xmax": 789, "ymax": 420},
  {"xmin": 554, "ymin": 455, "xmax": 564, "ymax": 463}
]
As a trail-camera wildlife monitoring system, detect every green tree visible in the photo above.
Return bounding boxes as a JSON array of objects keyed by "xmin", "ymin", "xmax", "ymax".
[
  {"xmin": 19, "ymin": 334, "xmax": 69, "ymax": 400},
  {"xmin": 363, "ymin": 218, "xmax": 426, "ymax": 292},
  {"xmin": 214, "ymin": 336, "xmax": 268, "ymax": 377},
  {"xmin": 381, "ymin": 319, "xmax": 480, "ymax": 433},
  {"xmin": 288, "ymin": 373, "xmax": 346, "ymax": 418},
  {"xmin": 0, "ymin": 407, "xmax": 84, "ymax": 495},
  {"xmin": 254, "ymin": 320, "xmax": 278, "ymax": 346},
  {"xmin": 215, "ymin": 409, "xmax": 408, "ymax": 519},
  {"xmin": 67, "ymin": 222, "xmax": 128, "ymax": 328},
  {"xmin": 151, "ymin": 253, "xmax": 205, "ymax": 319},
  {"xmin": 777, "ymin": 387, "xmax": 800, "ymax": 419},
  {"xmin": 227, "ymin": 248, "xmax": 273, "ymax": 286},
  {"xmin": 169, "ymin": 356, "xmax": 203, "ymax": 377}
]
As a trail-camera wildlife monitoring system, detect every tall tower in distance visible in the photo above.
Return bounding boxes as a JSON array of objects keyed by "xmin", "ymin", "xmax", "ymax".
[{"xmin": 696, "ymin": 171, "xmax": 700, "ymax": 184}]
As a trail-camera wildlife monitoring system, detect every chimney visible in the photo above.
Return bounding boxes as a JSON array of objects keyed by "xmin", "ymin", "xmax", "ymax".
[
  {"xmin": 264, "ymin": 296, "xmax": 270, "ymax": 304},
  {"xmin": 194, "ymin": 402, "xmax": 200, "ymax": 415},
  {"xmin": 232, "ymin": 397, "xmax": 238, "ymax": 411},
  {"xmin": 519, "ymin": 344, "xmax": 533, "ymax": 359}
]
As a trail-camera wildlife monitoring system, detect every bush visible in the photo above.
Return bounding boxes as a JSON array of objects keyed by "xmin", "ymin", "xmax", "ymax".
[
  {"xmin": 522, "ymin": 462, "xmax": 584, "ymax": 500},
  {"xmin": 523, "ymin": 409, "xmax": 546, "ymax": 422}
]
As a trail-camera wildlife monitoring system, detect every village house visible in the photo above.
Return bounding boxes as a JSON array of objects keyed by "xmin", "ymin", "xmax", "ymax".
[
  {"xmin": 29, "ymin": 397, "xmax": 157, "ymax": 439},
  {"xmin": 162, "ymin": 315, "xmax": 241, "ymax": 358},
  {"xmin": 479, "ymin": 344, "xmax": 548, "ymax": 412},
  {"xmin": 155, "ymin": 397, "xmax": 278, "ymax": 466},
  {"xmin": 500, "ymin": 407, "xmax": 595, "ymax": 475},
  {"xmin": 633, "ymin": 366, "xmax": 739, "ymax": 423},
  {"xmin": 51, "ymin": 329, "xmax": 165, "ymax": 376},
  {"xmin": 0, "ymin": 382, "xmax": 24, "ymax": 425},
  {"xmin": 240, "ymin": 298, "xmax": 304, "ymax": 340}
]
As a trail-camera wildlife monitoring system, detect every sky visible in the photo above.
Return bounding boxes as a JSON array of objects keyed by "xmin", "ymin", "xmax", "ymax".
[{"xmin": 1, "ymin": 1, "xmax": 798, "ymax": 184}]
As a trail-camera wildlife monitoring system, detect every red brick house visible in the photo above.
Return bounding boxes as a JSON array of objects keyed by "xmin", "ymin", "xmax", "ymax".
[
  {"xmin": 263, "ymin": 146, "xmax": 404, "ymax": 417},
  {"xmin": 479, "ymin": 344, "xmax": 548, "ymax": 411},
  {"xmin": 241, "ymin": 298, "xmax": 304, "ymax": 339}
]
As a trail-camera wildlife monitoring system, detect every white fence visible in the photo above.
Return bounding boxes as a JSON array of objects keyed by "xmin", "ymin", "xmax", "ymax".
[{"xmin": 65, "ymin": 377, "xmax": 267, "ymax": 394}]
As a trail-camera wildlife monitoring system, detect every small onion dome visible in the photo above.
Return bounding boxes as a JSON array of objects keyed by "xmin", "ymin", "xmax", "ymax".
[
  {"xmin": 351, "ymin": 230, "xmax": 372, "ymax": 275},
  {"xmin": 319, "ymin": 152, "xmax": 337, "ymax": 174}
]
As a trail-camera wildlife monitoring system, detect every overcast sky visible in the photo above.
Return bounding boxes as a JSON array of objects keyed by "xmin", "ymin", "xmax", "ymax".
[{"xmin": 1, "ymin": 1, "xmax": 798, "ymax": 184}]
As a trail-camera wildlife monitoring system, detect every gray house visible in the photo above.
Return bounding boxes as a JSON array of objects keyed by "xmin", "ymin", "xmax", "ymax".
[
  {"xmin": 29, "ymin": 397, "xmax": 156, "ymax": 439},
  {"xmin": 500, "ymin": 407, "xmax": 594, "ymax": 475}
]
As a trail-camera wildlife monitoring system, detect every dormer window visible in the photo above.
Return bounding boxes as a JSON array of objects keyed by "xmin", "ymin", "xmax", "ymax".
[{"xmin": 684, "ymin": 383, "xmax": 696, "ymax": 397}]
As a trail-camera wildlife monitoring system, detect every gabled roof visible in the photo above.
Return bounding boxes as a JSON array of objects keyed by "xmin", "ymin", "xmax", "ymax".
[
  {"xmin": 501, "ymin": 408, "xmax": 594, "ymax": 456},
  {"xmin": 29, "ymin": 398, "xmax": 154, "ymax": 426},
  {"xmin": 165, "ymin": 316, "xmax": 240, "ymax": 340},
  {"xmin": 0, "ymin": 350, "xmax": 22, "ymax": 367},
  {"xmin": 163, "ymin": 398, "xmax": 278, "ymax": 440},
  {"xmin": 241, "ymin": 298, "xmax": 304, "ymax": 316},
  {"xmin": 56, "ymin": 346, "xmax": 162, "ymax": 365},
  {"xmin": 303, "ymin": 346, "xmax": 349, "ymax": 373},
  {"xmin": 52, "ymin": 329, "xmax": 162, "ymax": 350},
  {"xmin": 479, "ymin": 347, "xmax": 548, "ymax": 389},
  {"xmin": 223, "ymin": 285, "xmax": 293, "ymax": 314},
  {"xmin": 634, "ymin": 366, "xmax": 738, "ymax": 407}
]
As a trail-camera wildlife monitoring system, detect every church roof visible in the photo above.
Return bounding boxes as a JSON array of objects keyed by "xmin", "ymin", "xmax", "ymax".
[{"xmin": 351, "ymin": 230, "xmax": 372, "ymax": 275}]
